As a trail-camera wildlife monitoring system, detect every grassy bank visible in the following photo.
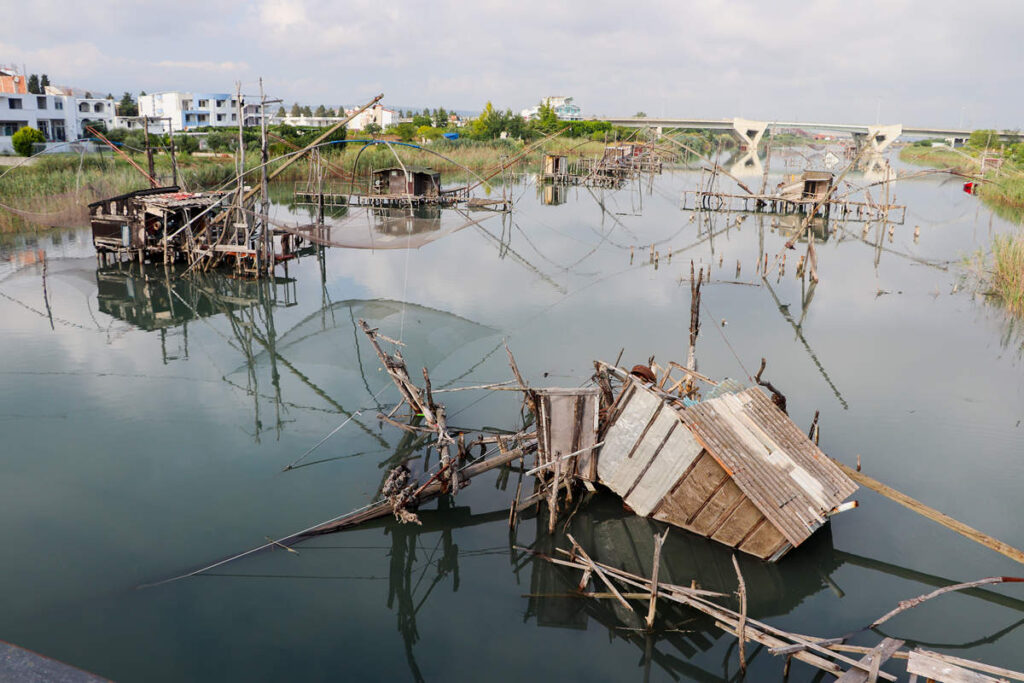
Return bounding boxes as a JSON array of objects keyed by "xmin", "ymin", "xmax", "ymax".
[
  {"xmin": 899, "ymin": 144, "xmax": 979, "ymax": 173},
  {"xmin": 991, "ymin": 233, "xmax": 1024, "ymax": 316},
  {"xmin": 0, "ymin": 137, "xmax": 616, "ymax": 233},
  {"xmin": 899, "ymin": 144, "xmax": 1024, "ymax": 218}
]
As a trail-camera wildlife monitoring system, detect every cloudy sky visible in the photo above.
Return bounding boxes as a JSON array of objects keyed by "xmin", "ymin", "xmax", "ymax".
[{"xmin": 2, "ymin": 0, "xmax": 1020, "ymax": 128}]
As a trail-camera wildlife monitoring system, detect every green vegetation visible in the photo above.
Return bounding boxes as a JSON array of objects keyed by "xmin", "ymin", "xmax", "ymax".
[
  {"xmin": 12, "ymin": 126, "xmax": 45, "ymax": 156},
  {"xmin": 118, "ymin": 92, "xmax": 138, "ymax": 117},
  {"xmin": 992, "ymin": 233, "xmax": 1024, "ymax": 316},
  {"xmin": 899, "ymin": 130, "xmax": 1024, "ymax": 215}
]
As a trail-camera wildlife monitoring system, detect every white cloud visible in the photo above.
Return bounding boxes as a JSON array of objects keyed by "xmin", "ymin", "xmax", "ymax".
[{"xmin": 154, "ymin": 60, "xmax": 250, "ymax": 72}]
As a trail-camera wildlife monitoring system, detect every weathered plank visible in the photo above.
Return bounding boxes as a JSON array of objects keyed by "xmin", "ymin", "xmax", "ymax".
[
  {"xmin": 907, "ymin": 649, "xmax": 1005, "ymax": 683},
  {"xmin": 834, "ymin": 638, "xmax": 904, "ymax": 683}
]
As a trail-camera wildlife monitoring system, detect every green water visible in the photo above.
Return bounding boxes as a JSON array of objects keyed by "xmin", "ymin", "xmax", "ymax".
[{"xmin": 1, "ymin": 151, "xmax": 1023, "ymax": 681}]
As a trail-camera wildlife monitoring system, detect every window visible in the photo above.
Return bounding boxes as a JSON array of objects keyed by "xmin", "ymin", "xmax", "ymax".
[
  {"xmin": 231, "ymin": 99, "xmax": 237, "ymax": 108},
  {"xmin": 9, "ymin": 98, "xmax": 22, "ymax": 110},
  {"xmin": 37, "ymin": 97, "xmax": 47, "ymax": 109},
  {"xmin": 93, "ymin": 102, "xmax": 104, "ymax": 113},
  {"xmin": 0, "ymin": 121, "xmax": 28, "ymax": 136},
  {"xmin": 79, "ymin": 102, "xmax": 89, "ymax": 112},
  {"xmin": 51, "ymin": 120, "xmax": 65, "ymax": 141},
  {"xmin": 216, "ymin": 113, "xmax": 224, "ymax": 121},
  {"xmin": 231, "ymin": 113, "xmax": 236, "ymax": 121},
  {"xmin": 38, "ymin": 120, "xmax": 49, "ymax": 139},
  {"xmin": 182, "ymin": 100, "xmax": 192, "ymax": 109},
  {"xmin": 54, "ymin": 99, "xmax": 63, "ymax": 110},
  {"xmin": 197, "ymin": 99, "xmax": 208, "ymax": 108}
]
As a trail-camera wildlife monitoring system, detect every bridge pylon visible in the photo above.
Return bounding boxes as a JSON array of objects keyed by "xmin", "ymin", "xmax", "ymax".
[
  {"xmin": 730, "ymin": 118, "xmax": 768, "ymax": 151},
  {"xmin": 852, "ymin": 124, "xmax": 903, "ymax": 154}
]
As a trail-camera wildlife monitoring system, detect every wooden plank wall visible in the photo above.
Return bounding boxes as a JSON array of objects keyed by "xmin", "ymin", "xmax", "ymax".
[{"xmin": 537, "ymin": 388, "xmax": 600, "ymax": 481}]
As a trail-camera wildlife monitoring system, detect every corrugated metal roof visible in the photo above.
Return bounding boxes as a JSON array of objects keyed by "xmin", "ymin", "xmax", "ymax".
[{"xmin": 677, "ymin": 388, "xmax": 857, "ymax": 546}]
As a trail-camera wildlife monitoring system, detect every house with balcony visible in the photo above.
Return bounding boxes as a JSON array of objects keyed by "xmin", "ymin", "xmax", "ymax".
[
  {"xmin": 139, "ymin": 92, "xmax": 250, "ymax": 132},
  {"xmin": 520, "ymin": 96, "xmax": 583, "ymax": 122}
]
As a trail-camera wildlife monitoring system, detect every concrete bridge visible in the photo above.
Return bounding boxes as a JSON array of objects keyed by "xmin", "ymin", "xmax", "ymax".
[{"xmin": 603, "ymin": 117, "xmax": 1016, "ymax": 152}]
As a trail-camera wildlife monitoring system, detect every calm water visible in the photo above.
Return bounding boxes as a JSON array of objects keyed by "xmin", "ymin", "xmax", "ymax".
[{"xmin": 1, "ymin": 150, "xmax": 1023, "ymax": 681}]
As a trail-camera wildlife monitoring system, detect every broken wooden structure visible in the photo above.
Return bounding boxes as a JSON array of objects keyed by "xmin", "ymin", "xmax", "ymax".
[
  {"xmin": 527, "ymin": 531, "xmax": 1024, "ymax": 682},
  {"xmin": 588, "ymin": 362, "xmax": 858, "ymax": 560},
  {"xmin": 89, "ymin": 186, "xmax": 301, "ymax": 275}
]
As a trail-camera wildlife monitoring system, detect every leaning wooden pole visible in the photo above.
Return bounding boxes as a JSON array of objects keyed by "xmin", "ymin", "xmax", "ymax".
[
  {"xmin": 242, "ymin": 93, "xmax": 383, "ymax": 203},
  {"xmin": 831, "ymin": 457, "xmax": 1024, "ymax": 566}
]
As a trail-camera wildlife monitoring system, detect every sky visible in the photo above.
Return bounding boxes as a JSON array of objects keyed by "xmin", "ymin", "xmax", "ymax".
[{"xmin": 1, "ymin": 0, "xmax": 1020, "ymax": 129}]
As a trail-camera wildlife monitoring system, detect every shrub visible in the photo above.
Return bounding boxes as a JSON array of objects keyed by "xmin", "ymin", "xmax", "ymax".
[{"xmin": 12, "ymin": 126, "xmax": 45, "ymax": 156}]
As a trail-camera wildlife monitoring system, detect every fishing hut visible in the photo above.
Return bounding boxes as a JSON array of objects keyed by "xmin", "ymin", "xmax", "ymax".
[
  {"xmin": 681, "ymin": 166, "xmax": 906, "ymax": 223},
  {"xmin": 593, "ymin": 370, "xmax": 857, "ymax": 560},
  {"xmin": 779, "ymin": 170, "xmax": 834, "ymax": 202},
  {"xmin": 541, "ymin": 154, "xmax": 571, "ymax": 183},
  {"xmin": 371, "ymin": 166, "xmax": 441, "ymax": 200},
  {"xmin": 532, "ymin": 362, "xmax": 858, "ymax": 561},
  {"xmin": 89, "ymin": 186, "xmax": 299, "ymax": 274}
]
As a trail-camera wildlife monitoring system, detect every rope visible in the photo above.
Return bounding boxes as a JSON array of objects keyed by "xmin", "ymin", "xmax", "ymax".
[
  {"xmin": 281, "ymin": 382, "xmax": 391, "ymax": 471},
  {"xmin": 700, "ymin": 298, "xmax": 754, "ymax": 383}
]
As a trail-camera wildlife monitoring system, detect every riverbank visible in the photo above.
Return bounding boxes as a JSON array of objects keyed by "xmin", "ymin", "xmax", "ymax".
[
  {"xmin": 899, "ymin": 144, "xmax": 1024, "ymax": 217},
  {"xmin": 0, "ymin": 137, "xmax": 619, "ymax": 233}
]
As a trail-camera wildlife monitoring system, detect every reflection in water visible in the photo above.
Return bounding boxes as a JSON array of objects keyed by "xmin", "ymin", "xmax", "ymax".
[
  {"xmin": 372, "ymin": 206, "xmax": 442, "ymax": 235},
  {"xmin": 93, "ymin": 261, "xmax": 499, "ymax": 444},
  {"xmin": 539, "ymin": 183, "xmax": 568, "ymax": 206},
  {"xmin": 727, "ymin": 149, "xmax": 763, "ymax": 178},
  {"xmin": 522, "ymin": 492, "xmax": 840, "ymax": 680}
]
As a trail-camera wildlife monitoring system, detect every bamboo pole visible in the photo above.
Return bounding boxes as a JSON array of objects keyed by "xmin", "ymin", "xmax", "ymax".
[{"xmin": 832, "ymin": 457, "xmax": 1024, "ymax": 565}]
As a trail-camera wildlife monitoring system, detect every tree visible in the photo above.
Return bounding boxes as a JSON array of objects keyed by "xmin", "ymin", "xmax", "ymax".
[
  {"xmin": 392, "ymin": 122, "xmax": 417, "ymax": 142},
  {"xmin": 634, "ymin": 111, "xmax": 648, "ymax": 118},
  {"xmin": 118, "ymin": 92, "xmax": 138, "ymax": 117},
  {"xmin": 290, "ymin": 102, "xmax": 301, "ymax": 117},
  {"xmin": 27, "ymin": 75, "xmax": 39, "ymax": 94},
  {"xmin": 275, "ymin": 106, "xmax": 286, "ymax": 117},
  {"xmin": 12, "ymin": 126, "xmax": 45, "ymax": 156},
  {"xmin": 173, "ymin": 134, "xmax": 199, "ymax": 154},
  {"xmin": 84, "ymin": 91, "xmax": 92, "ymax": 98},
  {"xmin": 40, "ymin": 74, "xmax": 49, "ymax": 89},
  {"xmin": 300, "ymin": 105, "xmax": 313, "ymax": 117},
  {"xmin": 969, "ymin": 129, "xmax": 1000, "ymax": 150},
  {"xmin": 534, "ymin": 102, "xmax": 560, "ymax": 134},
  {"xmin": 105, "ymin": 93, "xmax": 114, "ymax": 100},
  {"xmin": 139, "ymin": 90, "xmax": 146, "ymax": 96},
  {"xmin": 314, "ymin": 104, "xmax": 327, "ymax": 117},
  {"xmin": 364, "ymin": 122, "xmax": 382, "ymax": 136},
  {"xmin": 411, "ymin": 113, "xmax": 432, "ymax": 128}
]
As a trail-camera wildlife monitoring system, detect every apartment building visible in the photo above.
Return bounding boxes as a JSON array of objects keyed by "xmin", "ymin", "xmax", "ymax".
[{"xmin": 139, "ymin": 91, "xmax": 262, "ymax": 132}]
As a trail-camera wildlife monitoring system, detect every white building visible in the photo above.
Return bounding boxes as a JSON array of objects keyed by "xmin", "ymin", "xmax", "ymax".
[
  {"xmin": 0, "ymin": 89, "xmax": 117, "ymax": 154},
  {"xmin": 139, "ymin": 91, "xmax": 261, "ymax": 132},
  {"xmin": 520, "ymin": 96, "xmax": 582, "ymax": 122},
  {"xmin": 345, "ymin": 104, "xmax": 396, "ymax": 131}
]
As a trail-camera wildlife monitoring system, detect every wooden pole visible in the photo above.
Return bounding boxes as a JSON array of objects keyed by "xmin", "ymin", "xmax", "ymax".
[
  {"xmin": 646, "ymin": 530, "xmax": 668, "ymax": 630},
  {"xmin": 832, "ymin": 457, "xmax": 1024, "ymax": 566},
  {"xmin": 732, "ymin": 554, "xmax": 748, "ymax": 673},
  {"xmin": 259, "ymin": 78, "xmax": 270, "ymax": 274},
  {"xmin": 167, "ymin": 119, "xmax": 177, "ymax": 187},
  {"xmin": 144, "ymin": 115, "xmax": 155, "ymax": 183}
]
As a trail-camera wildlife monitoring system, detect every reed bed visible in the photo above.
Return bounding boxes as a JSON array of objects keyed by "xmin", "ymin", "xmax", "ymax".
[{"xmin": 991, "ymin": 232, "xmax": 1024, "ymax": 317}]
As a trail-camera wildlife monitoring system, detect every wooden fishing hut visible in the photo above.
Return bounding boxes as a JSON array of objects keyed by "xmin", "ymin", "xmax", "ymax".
[
  {"xmin": 594, "ymin": 374, "xmax": 857, "ymax": 560},
  {"xmin": 533, "ymin": 365, "xmax": 858, "ymax": 561},
  {"xmin": 89, "ymin": 186, "xmax": 227, "ymax": 260},
  {"xmin": 780, "ymin": 170, "xmax": 834, "ymax": 202},
  {"xmin": 541, "ymin": 154, "xmax": 570, "ymax": 182},
  {"xmin": 372, "ymin": 166, "xmax": 441, "ymax": 198},
  {"xmin": 89, "ymin": 186, "xmax": 301, "ymax": 274}
]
